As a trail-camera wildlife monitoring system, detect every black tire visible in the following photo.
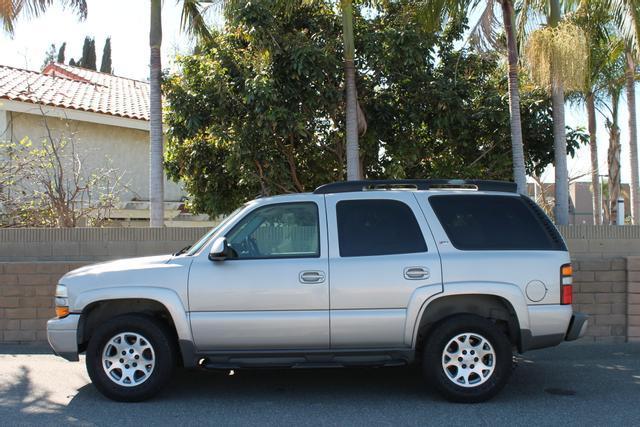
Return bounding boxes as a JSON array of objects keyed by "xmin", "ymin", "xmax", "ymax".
[
  {"xmin": 86, "ymin": 314, "xmax": 176, "ymax": 402},
  {"xmin": 422, "ymin": 314, "xmax": 512, "ymax": 403}
]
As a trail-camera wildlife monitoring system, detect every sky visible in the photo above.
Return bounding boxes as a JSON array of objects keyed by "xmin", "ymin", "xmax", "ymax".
[{"xmin": 0, "ymin": 0, "xmax": 638, "ymax": 184}]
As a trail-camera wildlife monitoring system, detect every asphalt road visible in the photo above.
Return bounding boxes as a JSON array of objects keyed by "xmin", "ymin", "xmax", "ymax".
[{"xmin": 0, "ymin": 343, "xmax": 639, "ymax": 426}]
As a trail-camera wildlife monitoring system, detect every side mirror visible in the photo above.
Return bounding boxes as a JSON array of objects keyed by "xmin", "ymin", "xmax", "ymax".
[{"xmin": 209, "ymin": 237, "xmax": 230, "ymax": 261}]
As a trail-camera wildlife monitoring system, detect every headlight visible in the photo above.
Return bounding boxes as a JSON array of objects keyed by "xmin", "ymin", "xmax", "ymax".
[{"xmin": 55, "ymin": 284, "xmax": 69, "ymax": 318}]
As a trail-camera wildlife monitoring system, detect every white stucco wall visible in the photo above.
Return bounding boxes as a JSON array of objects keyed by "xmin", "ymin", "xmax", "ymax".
[{"xmin": 3, "ymin": 110, "xmax": 184, "ymax": 202}]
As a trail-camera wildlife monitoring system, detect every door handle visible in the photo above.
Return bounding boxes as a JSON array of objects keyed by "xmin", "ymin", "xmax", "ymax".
[
  {"xmin": 404, "ymin": 266, "xmax": 430, "ymax": 280},
  {"xmin": 299, "ymin": 270, "xmax": 326, "ymax": 284}
]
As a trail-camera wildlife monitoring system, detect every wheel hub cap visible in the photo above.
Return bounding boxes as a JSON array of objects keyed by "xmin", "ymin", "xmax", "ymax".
[
  {"xmin": 441, "ymin": 332, "xmax": 496, "ymax": 388},
  {"xmin": 102, "ymin": 332, "xmax": 156, "ymax": 387}
]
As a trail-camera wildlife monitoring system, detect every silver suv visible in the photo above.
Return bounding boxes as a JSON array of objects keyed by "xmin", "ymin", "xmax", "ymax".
[{"xmin": 47, "ymin": 179, "xmax": 587, "ymax": 403}]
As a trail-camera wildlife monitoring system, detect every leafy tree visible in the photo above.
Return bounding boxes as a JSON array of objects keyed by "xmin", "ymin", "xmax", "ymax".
[
  {"xmin": 164, "ymin": 0, "xmax": 587, "ymax": 217},
  {"xmin": 69, "ymin": 58, "xmax": 77, "ymax": 66},
  {"xmin": 100, "ymin": 37, "xmax": 112, "ymax": 73},
  {"xmin": 411, "ymin": 0, "xmax": 528, "ymax": 195},
  {"xmin": 57, "ymin": 41, "xmax": 66, "ymax": 63},
  {"xmin": 0, "ymin": 117, "xmax": 124, "ymax": 227},
  {"xmin": 79, "ymin": 36, "xmax": 97, "ymax": 70}
]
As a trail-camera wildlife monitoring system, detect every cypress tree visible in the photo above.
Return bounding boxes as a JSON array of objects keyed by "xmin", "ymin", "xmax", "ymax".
[
  {"xmin": 80, "ymin": 36, "xmax": 97, "ymax": 70},
  {"xmin": 100, "ymin": 37, "xmax": 112, "ymax": 73},
  {"xmin": 57, "ymin": 42, "xmax": 66, "ymax": 63},
  {"xmin": 69, "ymin": 58, "xmax": 77, "ymax": 66}
]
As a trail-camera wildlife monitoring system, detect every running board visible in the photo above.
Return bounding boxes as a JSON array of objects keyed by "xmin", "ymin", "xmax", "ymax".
[{"xmin": 197, "ymin": 349, "xmax": 413, "ymax": 370}]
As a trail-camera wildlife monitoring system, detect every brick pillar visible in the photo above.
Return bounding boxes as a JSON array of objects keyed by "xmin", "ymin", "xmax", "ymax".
[
  {"xmin": 628, "ymin": 257, "xmax": 640, "ymax": 342},
  {"xmin": 572, "ymin": 258, "xmax": 627, "ymax": 342}
]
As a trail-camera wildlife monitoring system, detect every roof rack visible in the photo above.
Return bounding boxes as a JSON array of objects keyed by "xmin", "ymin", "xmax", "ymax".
[{"xmin": 312, "ymin": 179, "xmax": 517, "ymax": 194}]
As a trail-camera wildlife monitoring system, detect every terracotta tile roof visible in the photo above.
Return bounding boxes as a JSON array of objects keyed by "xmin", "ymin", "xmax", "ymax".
[{"xmin": 0, "ymin": 63, "xmax": 149, "ymax": 121}]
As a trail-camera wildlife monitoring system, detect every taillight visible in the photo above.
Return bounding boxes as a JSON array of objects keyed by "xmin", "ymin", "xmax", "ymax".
[{"xmin": 560, "ymin": 263, "xmax": 572, "ymax": 305}]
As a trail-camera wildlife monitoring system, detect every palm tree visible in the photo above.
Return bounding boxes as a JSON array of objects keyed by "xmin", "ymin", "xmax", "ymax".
[
  {"xmin": 341, "ymin": 0, "xmax": 361, "ymax": 180},
  {"xmin": 1, "ymin": 0, "xmax": 87, "ymax": 34},
  {"xmin": 625, "ymin": 49, "xmax": 639, "ymax": 224},
  {"xmin": 413, "ymin": 0, "xmax": 527, "ymax": 194},
  {"xmin": 608, "ymin": 0, "xmax": 639, "ymax": 223},
  {"xmin": 599, "ymin": 43, "xmax": 626, "ymax": 223},
  {"xmin": 149, "ymin": 0, "xmax": 214, "ymax": 227},
  {"xmin": 524, "ymin": 2, "xmax": 588, "ymax": 225},
  {"xmin": 500, "ymin": 0, "xmax": 527, "ymax": 195},
  {"xmin": 549, "ymin": 0, "xmax": 569, "ymax": 225},
  {"xmin": 572, "ymin": 1, "xmax": 614, "ymax": 225}
]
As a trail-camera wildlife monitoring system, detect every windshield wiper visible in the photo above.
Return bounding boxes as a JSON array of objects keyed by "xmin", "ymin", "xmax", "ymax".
[{"xmin": 173, "ymin": 245, "xmax": 191, "ymax": 256}]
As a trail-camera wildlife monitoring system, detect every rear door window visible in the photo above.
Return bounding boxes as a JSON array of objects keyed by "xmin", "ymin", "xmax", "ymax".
[
  {"xmin": 429, "ymin": 195, "xmax": 564, "ymax": 250},
  {"xmin": 336, "ymin": 199, "xmax": 427, "ymax": 257}
]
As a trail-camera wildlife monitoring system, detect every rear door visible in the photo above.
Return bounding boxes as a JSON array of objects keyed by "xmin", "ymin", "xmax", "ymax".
[{"xmin": 325, "ymin": 191, "xmax": 442, "ymax": 348}]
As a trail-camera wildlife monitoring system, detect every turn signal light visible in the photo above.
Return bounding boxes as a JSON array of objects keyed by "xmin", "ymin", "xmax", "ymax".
[{"xmin": 55, "ymin": 306, "xmax": 69, "ymax": 318}]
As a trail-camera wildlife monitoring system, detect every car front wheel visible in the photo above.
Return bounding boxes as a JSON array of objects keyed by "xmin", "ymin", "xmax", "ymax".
[{"xmin": 86, "ymin": 314, "xmax": 176, "ymax": 402}]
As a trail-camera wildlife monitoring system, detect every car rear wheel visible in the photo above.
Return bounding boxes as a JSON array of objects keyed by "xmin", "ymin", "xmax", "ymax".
[
  {"xmin": 86, "ymin": 314, "xmax": 176, "ymax": 402},
  {"xmin": 423, "ymin": 314, "xmax": 512, "ymax": 403}
]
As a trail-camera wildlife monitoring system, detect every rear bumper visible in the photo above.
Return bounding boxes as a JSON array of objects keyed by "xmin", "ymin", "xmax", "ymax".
[
  {"xmin": 565, "ymin": 312, "xmax": 588, "ymax": 341},
  {"xmin": 47, "ymin": 314, "xmax": 80, "ymax": 361},
  {"xmin": 519, "ymin": 306, "xmax": 588, "ymax": 352}
]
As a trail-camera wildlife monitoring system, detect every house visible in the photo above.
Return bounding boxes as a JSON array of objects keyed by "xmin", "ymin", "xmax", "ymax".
[
  {"xmin": 528, "ymin": 181, "xmax": 631, "ymax": 225},
  {"xmin": 0, "ymin": 63, "xmax": 194, "ymax": 223}
]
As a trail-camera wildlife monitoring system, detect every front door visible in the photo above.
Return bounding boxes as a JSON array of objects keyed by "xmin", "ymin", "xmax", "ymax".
[{"xmin": 188, "ymin": 197, "xmax": 329, "ymax": 351}]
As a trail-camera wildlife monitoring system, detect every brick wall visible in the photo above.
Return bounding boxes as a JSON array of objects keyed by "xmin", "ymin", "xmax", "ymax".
[
  {"xmin": 627, "ymin": 257, "xmax": 640, "ymax": 342},
  {"xmin": 571, "ymin": 258, "xmax": 627, "ymax": 343},
  {"xmin": 1, "ymin": 256, "xmax": 638, "ymax": 345},
  {"xmin": 0, "ymin": 228, "xmax": 210, "ymax": 262},
  {"xmin": 0, "ymin": 262, "xmax": 87, "ymax": 343}
]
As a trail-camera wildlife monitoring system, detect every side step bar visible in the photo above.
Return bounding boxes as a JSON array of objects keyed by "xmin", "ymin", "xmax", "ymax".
[
  {"xmin": 197, "ymin": 349, "xmax": 414, "ymax": 370},
  {"xmin": 200, "ymin": 359, "xmax": 409, "ymax": 370}
]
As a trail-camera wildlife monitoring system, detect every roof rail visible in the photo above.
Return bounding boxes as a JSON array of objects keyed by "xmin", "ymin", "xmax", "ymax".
[{"xmin": 312, "ymin": 179, "xmax": 517, "ymax": 194}]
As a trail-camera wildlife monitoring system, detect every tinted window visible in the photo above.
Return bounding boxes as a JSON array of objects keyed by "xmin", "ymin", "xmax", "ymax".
[
  {"xmin": 336, "ymin": 199, "xmax": 427, "ymax": 257},
  {"xmin": 226, "ymin": 202, "xmax": 319, "ymax": 259},
  {"xmin": 429, "ymin": 195, "xmax": 561, "ymax": 250}
]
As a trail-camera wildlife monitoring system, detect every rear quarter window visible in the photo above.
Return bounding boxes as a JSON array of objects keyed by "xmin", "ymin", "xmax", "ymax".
[{"xmin": 429, "ymin": 195, "xmax": 566, "ymax": 251}]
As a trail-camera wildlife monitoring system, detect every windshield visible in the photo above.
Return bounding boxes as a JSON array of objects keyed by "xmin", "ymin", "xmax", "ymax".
[{"xmin": 182, "ymin": 206, "xmax": 246, "ymax": 256}]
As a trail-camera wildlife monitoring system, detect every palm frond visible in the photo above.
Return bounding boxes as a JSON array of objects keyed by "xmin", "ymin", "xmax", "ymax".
[
  {"xmin": 180, "ymin": 0, "xmax": 214, "ymax": 41},
  {"xmin": 468, "ymin": 0, "xmax": 501, "ymax": 52},
  {"xmin": 607, "ymin": 0, "xmax": 640, "ymax": 57},
  {"xmin": 514, "ymin": 0, "xmax": 546, "ymax": 52},
  {"xmin": 1, "ymin": 0, "xmax": 86, "ymax": 35},
  {"xmin": 411, "ymin": 0, "xmax": 468, "ymax": 34}
]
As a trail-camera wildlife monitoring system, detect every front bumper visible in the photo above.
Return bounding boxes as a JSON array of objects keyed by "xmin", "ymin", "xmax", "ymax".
[
  {"xmin": 47, "ymin": 314, "xmax": 80, "ymax": 361},
  {"xmin": 565, "ymin": 312, "xmax": 588, "ymax": 341}
]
